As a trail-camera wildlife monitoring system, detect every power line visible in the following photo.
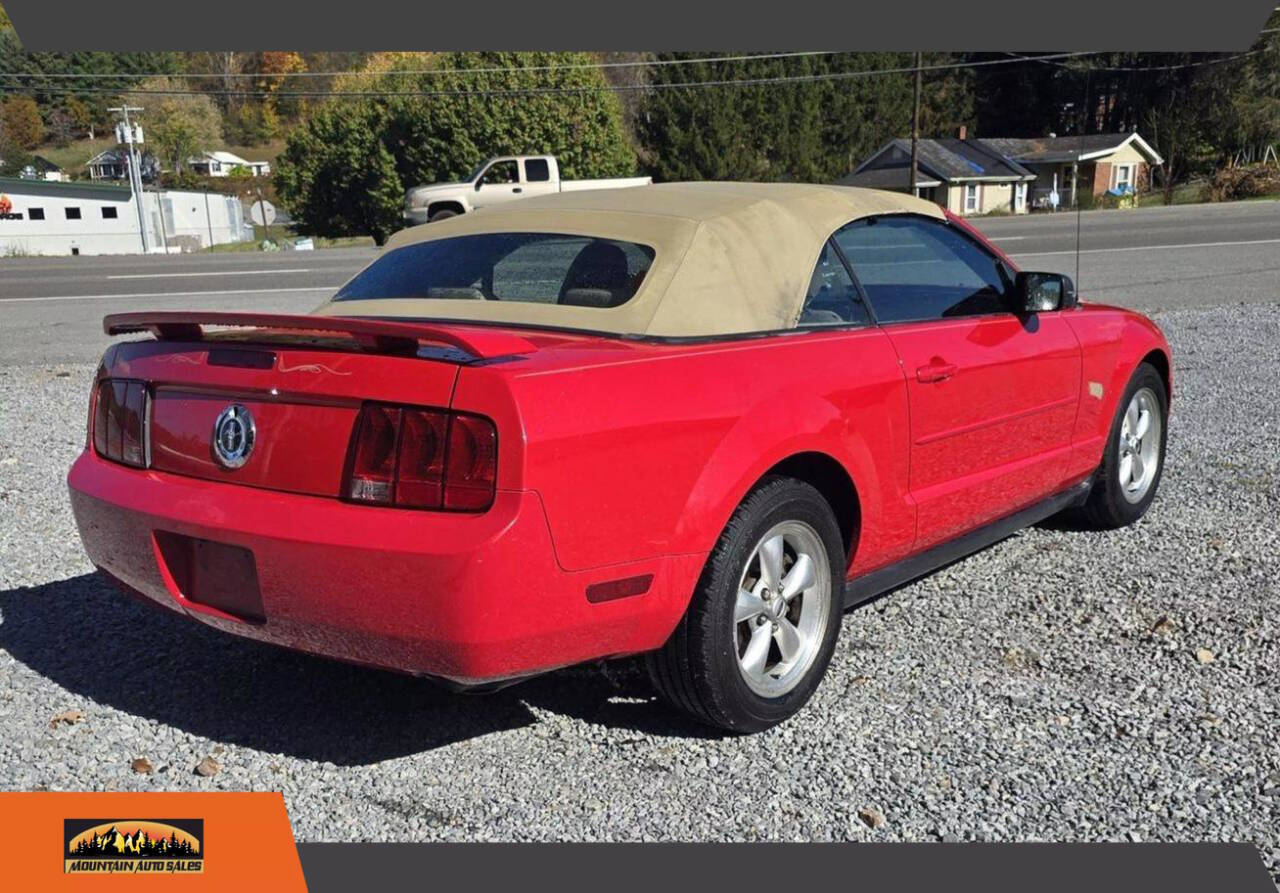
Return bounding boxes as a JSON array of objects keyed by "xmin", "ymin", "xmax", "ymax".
[
  {"xmin": 0, "ymin": 51, "xmax": 838, "ymax": 81},
  {"xmin": 0, "ymin": 52, "xmax": 1098, "ymax": 100},
  {"xmin": 1004, "ymin": 42, "xmax": 1274, "ymax": 73}
]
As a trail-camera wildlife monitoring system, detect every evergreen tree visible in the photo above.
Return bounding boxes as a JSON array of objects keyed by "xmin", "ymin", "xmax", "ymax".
[{"xmin": 275, "ymin": 52, "xmax": 635, "ymax": 242}]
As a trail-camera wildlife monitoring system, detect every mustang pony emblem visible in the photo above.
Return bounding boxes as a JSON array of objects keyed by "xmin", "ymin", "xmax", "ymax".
[{"xmin": 212, "ymin": 404, "xmax": 255, "ymax": 469}]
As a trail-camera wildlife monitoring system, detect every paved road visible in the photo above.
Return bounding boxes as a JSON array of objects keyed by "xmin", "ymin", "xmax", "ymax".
[
  {"xmin": 1, "ymin": 201, "xmax": 1276, "ymax": 366},
  {"xmin": 971, "ymin": 201, "xmax": 1280, "ymax": 314}
]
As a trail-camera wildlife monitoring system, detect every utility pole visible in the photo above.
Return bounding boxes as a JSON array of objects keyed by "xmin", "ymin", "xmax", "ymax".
[
  {"xmin": 108, "ymin": 105, "xmax": 150, "ymax": 254},
  {"xmin": 909, "ymin": 51, "xmax": 922, "ymax": 198}
]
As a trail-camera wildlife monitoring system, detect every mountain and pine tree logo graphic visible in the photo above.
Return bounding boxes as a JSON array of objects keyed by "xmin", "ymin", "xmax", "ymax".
[{"xmin": 64, "ymin": 819, "xmax": 204, "ymax": 874}]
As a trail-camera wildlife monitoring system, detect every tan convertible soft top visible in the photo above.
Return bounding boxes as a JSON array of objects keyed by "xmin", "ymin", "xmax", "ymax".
[{"xmin": 312, "ymin": 182, "xmax": 945, "ymax": 338}]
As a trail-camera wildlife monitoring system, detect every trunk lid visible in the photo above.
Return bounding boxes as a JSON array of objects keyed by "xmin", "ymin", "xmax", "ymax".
[{"xmin": 101, "ymin": 312, "xmax": 536, "ymax": 498}]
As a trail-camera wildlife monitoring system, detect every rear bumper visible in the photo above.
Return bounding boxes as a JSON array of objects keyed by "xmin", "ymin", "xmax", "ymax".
[{"xmin": 67, "ymin": 450, "xmax": 701, "ymax": 685}]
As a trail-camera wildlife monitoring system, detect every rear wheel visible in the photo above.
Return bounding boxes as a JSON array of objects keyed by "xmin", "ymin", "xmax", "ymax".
[
  {"xmin": 1078, "ymin": 362, "xmax": 1168, "ymax": 529},
  {"xmin": 646, "ymin": 476, "xmax": 844, "ymax": 732}
]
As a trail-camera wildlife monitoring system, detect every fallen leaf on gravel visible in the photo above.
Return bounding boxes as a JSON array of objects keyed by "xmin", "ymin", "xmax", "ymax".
[
  {"xmin": 130, "ymin": 758, "xmax": 154, "ymax": 774},
  {"xmin": 49, "ymin": 709, "xmax": 85, "ymax": 729},
  {"xmin": 1196, "ymin": 648, "xmax": 1216, "ymax": 665},
  {"xmin": 1150, "ymin": 616, "xmax": 1177, "ymax": 637},
  {"xmin": 194, "ymin": 757, "xmax": 221, "ymax": 778},
  {"xmin": 858, "ymin": 807, "xmax": 886, "ymax": 829},
  {"xmin": 1002, "ymin": 646, "xmax": 1040, "ymax": 669}
]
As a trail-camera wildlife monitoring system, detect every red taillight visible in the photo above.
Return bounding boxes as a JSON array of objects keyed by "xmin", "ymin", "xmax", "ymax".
[
  {"xmin": 345, "ymin": 404, "xmax": 496, "ymax": 512},
  {"xmin": 93, "ymin": 378, "xmax": 148, "ymax": 468},
  {"xmin": 395, "ymin": 409, "xmax": 448, "ymax": 507},
  {"xmin": 346, "ymin": 405, "xmax": 402, "ymax": 505},
  {"xmin": 444, "ymin": 413, "xmax": 498, "ymax": 511}
]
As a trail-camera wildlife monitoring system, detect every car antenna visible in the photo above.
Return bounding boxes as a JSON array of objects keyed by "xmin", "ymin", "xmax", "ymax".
[{"xmin": 1075, "ymin": 67, "xmax": 1091, "ymax": 291}]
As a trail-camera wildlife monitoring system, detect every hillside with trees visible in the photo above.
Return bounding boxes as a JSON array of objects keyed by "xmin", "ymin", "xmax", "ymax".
[{"xmin": 0, "ymin": 0, "xmax": 1275, "ymax": 241}]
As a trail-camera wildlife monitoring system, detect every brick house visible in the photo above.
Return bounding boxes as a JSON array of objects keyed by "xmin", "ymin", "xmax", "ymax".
[
  {"xmin": 843, "ymin": 130, "xmax": 1163, "ymax": 213},
  {"xmin": 983, "ymin": 132, "xmax": 1163, "ymax": 209}
]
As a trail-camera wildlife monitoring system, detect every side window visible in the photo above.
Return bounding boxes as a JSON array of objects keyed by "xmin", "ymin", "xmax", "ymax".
[
  {"xmin": 798, "ymin": 240, "xmax": 869, "ymax": 327},
  {"xmin": 833, "ymin": 216, "xmax": 1010, "ymax": 323},
  {"xmin": 524, "ymin": 158, "xmax": 550, "ymax": 182},
  {"xmin": 480, "ymin": 160, "xmax": 519, "ymax": 186}
]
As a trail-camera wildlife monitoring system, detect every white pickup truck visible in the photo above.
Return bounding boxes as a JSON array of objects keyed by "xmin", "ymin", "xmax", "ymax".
[{"xmin": 403, "ymin": 155, "xmax": 652, "ymax": 225}]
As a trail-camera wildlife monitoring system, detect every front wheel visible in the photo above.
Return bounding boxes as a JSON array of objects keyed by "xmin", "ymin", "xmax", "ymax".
[
  {"xmin": 645, "ymin": 476, "xmax": 845, "ymax": 732},
  {"xmin": 428, "ymin": 208, "xmax": 459, "ymax": 223},
  {"xmin": 1078, "ymin": 362, "xmax": 1168, "ymax": 529}
]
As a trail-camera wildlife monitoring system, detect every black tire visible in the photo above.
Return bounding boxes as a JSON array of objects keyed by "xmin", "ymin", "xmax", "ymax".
[
  {"xmin": 1078, "ymin": 362, "xmax": 1168, "ymax": 529},
  {"xmin": 428, "ymin": 208, "xmax": 459, "ymax": 222},
  {"xmin": 645, "ymin": 476, "xmax": 845, "ymax": 733}
]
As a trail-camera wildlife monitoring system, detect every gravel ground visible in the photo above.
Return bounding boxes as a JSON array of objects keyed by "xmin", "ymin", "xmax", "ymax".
[{"xmin": 1, "ymin": 303, "xmax": 1277, "ymax": 877}]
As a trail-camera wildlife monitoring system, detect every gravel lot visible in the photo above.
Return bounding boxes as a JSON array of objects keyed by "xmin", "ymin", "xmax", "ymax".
[{"xmin": 1, "ymin": 302, "xmax": 1277, "ymax": 877}]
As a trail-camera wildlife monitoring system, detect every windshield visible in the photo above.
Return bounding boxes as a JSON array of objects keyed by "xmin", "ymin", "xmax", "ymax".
[
  {"xmin": 466, "ymin": 159, "xmax": 492, "ymax": 182},
  {"xmin": 333, "ymin": 233, "xmax": 656, "ymax": 310}
]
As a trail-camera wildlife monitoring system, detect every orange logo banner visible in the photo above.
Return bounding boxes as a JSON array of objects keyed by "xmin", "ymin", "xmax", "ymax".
[{"xmin": 0, "ymin": 791, "xmax": 306, "ymax": 889}]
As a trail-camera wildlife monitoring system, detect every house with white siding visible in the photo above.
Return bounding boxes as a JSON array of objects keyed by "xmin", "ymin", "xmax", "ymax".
[{"xmin": 188, "ymin": 151, "xmax": 271, "ymax": 178}]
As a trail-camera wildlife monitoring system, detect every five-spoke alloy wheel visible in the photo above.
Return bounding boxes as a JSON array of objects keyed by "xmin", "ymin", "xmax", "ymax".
[
  {"xmin": 1079, "ymin": 361, "xmax": 1168, "ymax": 529},
  {"xmin": 733, "ymin": 522, "xmax": 831, "ymax": 698},
  {"xmin": 1117, "ymin": 386, "xmax": 1162, "ymax": 504},
  {"xmin": 646, "ymin": 476, "xmax": 845, "ymax": 733}
]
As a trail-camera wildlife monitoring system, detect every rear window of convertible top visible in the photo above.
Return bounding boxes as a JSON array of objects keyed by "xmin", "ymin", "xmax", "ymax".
[{"xmin": 334, "ymin": 232, "xmax": 656, "ymax": 310}]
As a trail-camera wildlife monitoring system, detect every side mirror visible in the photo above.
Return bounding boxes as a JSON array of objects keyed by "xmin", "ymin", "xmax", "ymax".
[
  {"xmin": 1013, "ymin": 271, "xmax": 1076, "ymax": 313},
  {"xmin": 474, "ymin": 180, "xmax": 484, "ymax": 191}
]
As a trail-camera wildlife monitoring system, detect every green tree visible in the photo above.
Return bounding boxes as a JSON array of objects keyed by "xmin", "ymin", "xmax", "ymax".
[
  {"xmin": 275, "ymin": 52, "xmax": 636, "ymax": 242},
  {"xmin": 0, "ymin": 137, "xmax": 31, "ymax": 176},
  {"xmin": 636, "ymin": 53, "xmax": 928, "ymax": 182},
  {"xmin": 2, "ymin": 95, "xmax": 43, "ymax": 148},
  {"xmin": 65, "ymin": 96, "xmax": 94, "ymax": 134},
  {"xmin": 274, "ymin": 102, "xmax": 404, "ymax": 244},
  {"xmin": 125, "ymin": 77, "xmax": 222, "ymax": 174}
]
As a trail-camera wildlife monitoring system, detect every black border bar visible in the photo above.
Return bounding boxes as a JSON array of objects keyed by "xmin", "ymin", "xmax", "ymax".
[
  {"xmin": 297, "ymin": 842, "xmax": 1276, "ymax": 892},
  {"xmin": 4, "ymin": 1, "xmax": 1275, "ymax": 51}
]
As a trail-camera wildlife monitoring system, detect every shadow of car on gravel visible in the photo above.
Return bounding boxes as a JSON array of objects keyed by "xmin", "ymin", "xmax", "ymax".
[{"xmin": 0, "ymin": 572, "xmax": 719, "ymax": 766}]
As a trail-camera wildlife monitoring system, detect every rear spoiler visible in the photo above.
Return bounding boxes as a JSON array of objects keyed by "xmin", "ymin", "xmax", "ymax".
[{"xmin": 103, "ymin": 311, "xmax": 536, "ymax": 361}]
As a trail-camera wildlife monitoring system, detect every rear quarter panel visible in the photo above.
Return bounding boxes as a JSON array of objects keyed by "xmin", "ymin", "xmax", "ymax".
[{"xmin": 454, "ymin": 328, "xmax": 915, "ymax": 575}]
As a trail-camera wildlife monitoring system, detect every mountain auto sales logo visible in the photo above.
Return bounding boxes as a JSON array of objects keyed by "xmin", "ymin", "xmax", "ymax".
[
  {"xmin": 0, "ymin": 194, "xmax": 20, "ymax": 219},
  {"xmin": 64, "ymin": 818, "xmax": 204, "ymax": 874}
]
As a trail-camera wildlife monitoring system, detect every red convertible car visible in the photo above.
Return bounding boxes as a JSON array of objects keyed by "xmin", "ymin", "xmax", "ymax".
[{"xmin": 68, "ymin": 183, "xmax": 1170, "ymax": 732}]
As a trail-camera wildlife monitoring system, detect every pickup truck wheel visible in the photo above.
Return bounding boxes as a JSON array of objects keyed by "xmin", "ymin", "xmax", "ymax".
[
  {"xmin": 1078, "ymin": 362, "xmax": 1168, "ymax": 529},
  {"xmin": 645, "ymin": 476, "xmax": 844, "ymax": 733},
  {"xmin": 428, "ymin": 208, "xmax": 458, "ymax": 222}
]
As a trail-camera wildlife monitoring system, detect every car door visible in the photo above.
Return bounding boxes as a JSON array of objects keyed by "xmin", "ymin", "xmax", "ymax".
[
  {"xmin": 519, "ymin": 158, "xmax": 558, "ymax": 198},
  {"xmin": 833, "ymin": 215, "xmax": 1081, "ymax": 551},
  {"xmin": 472, "ymin": 159, "xmax": 523, "ymax": 209}
]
